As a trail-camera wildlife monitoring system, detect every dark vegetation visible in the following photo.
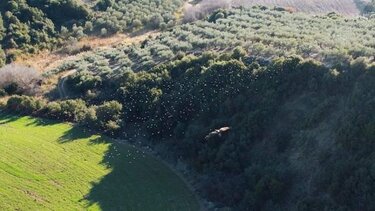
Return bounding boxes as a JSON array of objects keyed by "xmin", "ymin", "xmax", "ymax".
[
  {"xmin": 4, "ymin": 50, "xmax": 375, "ymax": 210},
  {"xmin": 0, "ymin": 0, "xmax": 184, "ymax": 64},
  {"xmin": 91, "ymin": 0, "xmax": 184, "ymax": 33},
  {"xmin": 0, "ymin": 0, "xmax": 91, "ymax": 62},
  {"xmin": 357, "ymin": 0, "xmax": 375, "ymax": 15}
]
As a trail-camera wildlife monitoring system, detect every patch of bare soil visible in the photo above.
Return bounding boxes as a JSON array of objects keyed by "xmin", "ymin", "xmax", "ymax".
[
  {"xmin": 21, "ymin": 189, "xmax": 48, "ymax": 204},
  {"xmin": 14, "ymin": 31, "xmax": 159, "ymax": 73}
]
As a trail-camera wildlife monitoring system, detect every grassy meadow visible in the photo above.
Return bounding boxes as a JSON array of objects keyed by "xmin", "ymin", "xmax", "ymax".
[{"xmin": 0, "ymin": 113, "xmax": 199, "ymax": 211}]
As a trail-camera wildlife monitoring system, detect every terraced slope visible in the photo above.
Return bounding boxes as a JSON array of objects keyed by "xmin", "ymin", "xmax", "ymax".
[
  {"xmin": 50, "ymin": 7, "xmax": 375, "ymax": 77},
  {"xmin": 0, "ymin": 114, "xmax": 199, "ymax": 211},
  {"xmin": 233, "ymin": 0, "xmax": 363, "ymax": 16}
]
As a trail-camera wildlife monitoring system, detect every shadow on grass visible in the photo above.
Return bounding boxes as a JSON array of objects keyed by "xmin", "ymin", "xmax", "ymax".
[
  {"xmin": 58, "ymin": 126, "xmax": 95, "ymax": 143},
  {"xmin": 57, "ymin": 126, "xmax": 137, "ymax": 210},
  {"xmin": 83, "ymin": 144, "xmax": 135, "ymax": 210},
  {"xmin": 0, "ymin": 112, "xmax": 61, "ymax": 127},
  {"xmin": 0, "ymin": 114, "xmax": 19, "ymax": 125},
  {"xmin": 57, "ymin": 124, "xmax": 198, "ymax": 211},
  {"xmin": 83, "ymin": 141, "xmax": 197, "ymax": 210},
  {"xmin": 24, "ymin": 117, "xmax": 61, "ymax": 127}
]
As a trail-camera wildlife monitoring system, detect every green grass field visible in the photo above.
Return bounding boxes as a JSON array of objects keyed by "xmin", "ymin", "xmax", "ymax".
[{"xmin": 0, "ymin": 113, "xmax": 199, "ymax": 211}]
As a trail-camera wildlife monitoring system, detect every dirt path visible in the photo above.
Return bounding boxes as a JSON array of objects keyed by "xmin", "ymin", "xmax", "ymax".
[
  {"xmin": 15, "ymin": 31, "xmax": 159, "ymax": 73},
  {"xmin": 14, "ymin": 31, "xmax": 159, "ymax": 98},
  {"xmin": 57, "ymin": 70, "xmax": 77, "ymax": 99}
]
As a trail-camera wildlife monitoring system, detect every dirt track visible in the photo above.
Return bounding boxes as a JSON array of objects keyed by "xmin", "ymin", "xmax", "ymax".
[
  {"xmin": 57, "ymin": 69, "xmax": 77, "ymax": 99},
  {"xmin": 14, "ymin": 31, "xmax": 159, "ymax": 73}
]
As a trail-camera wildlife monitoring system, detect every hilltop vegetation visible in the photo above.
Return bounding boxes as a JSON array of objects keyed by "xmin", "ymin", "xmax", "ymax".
[
  {"xmin": 0, "ymin": 0, "xmax": 184, "ymax": 64},
  {"xmin": 0, "ymin": 0, "xmax": 373, "ymax": 66},
  {"xmin": 49, "ymin": 6, "xmax": 375, "ymax": 78},
  {"xmin": 0, "ymin": 0, "xmax": 90, "ymax": 63},
  {"xmin": 91, "ymin": 0, "xmax": 183, "ymax": 33},
  {"xmin": 0, "ymin": 1, "xmax": 372, "ymax": 66}
]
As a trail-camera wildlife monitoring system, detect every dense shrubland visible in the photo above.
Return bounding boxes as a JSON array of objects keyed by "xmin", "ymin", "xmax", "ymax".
[
  {"xmin": 91, "ymin": 0, "xmax": 184, "ymax": 34},
  {"xmin": 0, "ymin": 0, "xmax": 184, "ymax": 65},
  {"xmin": 0, "ymin": 0, "xmax": 91, "ymax": 63},
  {"xmin": 5, "ymin": 49, "xmax": 375, "ymax": 210}
]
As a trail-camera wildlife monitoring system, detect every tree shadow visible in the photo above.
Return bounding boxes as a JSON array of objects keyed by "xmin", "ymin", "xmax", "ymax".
[
  {"xmin": 58, "ymin": 126, "xmax": 95, "ymax": 143},
  {"xmin": 57, "ymin": 127, "xmax": 140, "ymax": 209},
  {"xmin": 0, "ymin": 114, "xmax": 19, "ymax": 125},
  {"xmin": 56, "ymin": 125, "xmax": 198, "ymax": 210},
  {"xmin": 2, "ymin": 113, "xmax": 194, "ymax": 210},
  {"xmin": 0, "ymin": 112, "xmax": 61, "ymax": 127},
  {"xmin": 24, "ymin": 117, "xmax": 61, "ymax": 127},
  {"xmin": 83, "ymin": 143, "xmax": 134, "ymax": 210},
  {"xmin": 83, "ymin": 141, "xmax": 198, "ymax": 210}
]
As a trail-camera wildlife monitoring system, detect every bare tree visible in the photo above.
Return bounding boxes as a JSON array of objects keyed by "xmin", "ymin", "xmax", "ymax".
[
  {"xmin": 0, "ymin": 64, "xmax": 42, "ymax": 95},
  {"xmin": 183, "ymin": 0, "xmax": 232, "ymax": 22}
]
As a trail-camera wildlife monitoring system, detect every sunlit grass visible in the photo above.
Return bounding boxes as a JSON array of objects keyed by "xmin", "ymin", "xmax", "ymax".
[{"xmin": 0, "ymin": 114, "xmax": 199, "ymax": 210}]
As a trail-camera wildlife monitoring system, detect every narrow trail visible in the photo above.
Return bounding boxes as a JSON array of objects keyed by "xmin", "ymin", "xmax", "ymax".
[
  {"xmin": 57, "ymin": 70, "xmax": 77, "ymax": 99},
  {"xmin": 31, "ymin": 31, "xmax": 159, "ymax": 99}
]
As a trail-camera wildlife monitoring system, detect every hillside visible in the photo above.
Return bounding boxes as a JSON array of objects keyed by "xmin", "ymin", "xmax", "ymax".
[
  {"xmin": 6, "ymin": 50, "xmax": 375, "ymax": 210},
  {"xmin": 14, "ymin": 31, "xmax": 158, "ymax": 72},
  {"xmin": 0, "ymin": 0, "xmax": 183, "ymax": 64},
  {"xmin": 2, "ymin": 1, "xmax": 375, "ymax": 211},
  {"xmin": 0, "ymin": 113, "xmax": 199, "ymax": 210},
  {"xmin": 49, "ymin": 6, "xmax": 375, "ymax": 78}
]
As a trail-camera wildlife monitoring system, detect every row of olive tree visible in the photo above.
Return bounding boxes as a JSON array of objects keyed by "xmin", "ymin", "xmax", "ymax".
[{"xmin": 50, "ymin": 6, "xmax": 375, "ymax": 80}]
